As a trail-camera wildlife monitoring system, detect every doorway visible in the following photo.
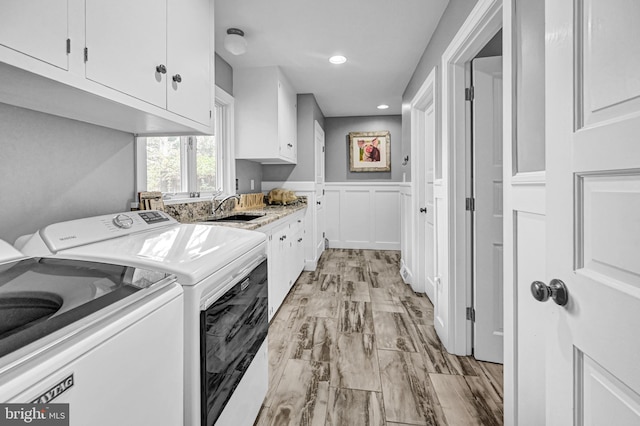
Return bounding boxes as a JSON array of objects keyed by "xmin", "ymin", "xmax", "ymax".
[{"xmin": 469, "ymin": 32, "xmax": 504, "ymax": 364}]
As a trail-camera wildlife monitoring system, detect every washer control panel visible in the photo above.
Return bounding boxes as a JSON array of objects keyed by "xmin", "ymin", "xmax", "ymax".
[{"xmin": 38, "ymin": 211, "xmax": 179, "ymax": 253}]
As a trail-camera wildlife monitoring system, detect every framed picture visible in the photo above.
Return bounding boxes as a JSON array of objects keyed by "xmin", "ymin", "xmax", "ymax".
[{"xmin": 348, "ymin": 131, "xmax": 391, "ymax": 172}]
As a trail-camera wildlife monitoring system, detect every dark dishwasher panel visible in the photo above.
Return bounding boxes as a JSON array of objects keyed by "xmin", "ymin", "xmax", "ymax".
[{"xmin": 200, "ymin": 259, "xmax": 268, "ymax": 426}]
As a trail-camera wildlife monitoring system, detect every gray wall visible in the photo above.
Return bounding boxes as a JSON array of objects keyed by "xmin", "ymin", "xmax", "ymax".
[
  {"xmin": 215, "ymin": 53, "xmax": 233, "ymax": 95},
  {"xmin": 0, "ymin": 103, "xmax": 134, "ymax": 244},
  {"xmin": 325, "ymin": 115, "xmax": 403, "ymax": 182},
  {"xmin": 216, "ymin": 53, "xmax": 264, "ymax": 192},
  {"xmin": 236, "ymin": 159, "xmax": 263, "ymax": 193},
  {"xmin": 263, "ymin": 94, "xmax": 325, "ymax": 182},
  {"xmin": 402, "ymin": 0, "xmax": 480, "ymax": 181}
]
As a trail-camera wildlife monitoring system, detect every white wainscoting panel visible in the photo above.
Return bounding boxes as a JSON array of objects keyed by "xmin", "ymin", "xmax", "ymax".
[{"xmin": 325, "ymin": 183, "xmax": 401, "ymax": 250}]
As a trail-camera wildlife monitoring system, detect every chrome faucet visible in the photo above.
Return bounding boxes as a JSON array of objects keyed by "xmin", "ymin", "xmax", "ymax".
[{"xmin": 213, "ymin": 194, "xmax": 240, "ymax": 214}]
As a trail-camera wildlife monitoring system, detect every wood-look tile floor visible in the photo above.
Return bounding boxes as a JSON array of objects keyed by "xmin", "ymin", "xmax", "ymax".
[{"xmin": 255, "ymin": 249, "xmax": 503, "ymax": 426}]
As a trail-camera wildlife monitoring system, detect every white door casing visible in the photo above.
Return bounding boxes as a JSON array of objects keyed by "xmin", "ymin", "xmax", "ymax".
[
  {"xmin": 472, "ymin": 56, "xmax": 504, "ymax": 364},
  {"xmin": 545, "ymin": 0, "xmax": 640, "ymax": 424},
  {"xmin": 411, "ymin": 67, "xmax": 437, "ymax": 300},
  {"xmin": 440, "ymin": 0, "xmax": 503, "ymax": 355}
]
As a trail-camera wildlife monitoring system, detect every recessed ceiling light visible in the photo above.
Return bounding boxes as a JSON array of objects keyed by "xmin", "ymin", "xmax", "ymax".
[
  {"xmin": 329, "ymin": 55, "xmax": 347, "ymax": 65},
  {"xmin": 377, "ymin": 104, "xmax": 390, "ymax": 110}
]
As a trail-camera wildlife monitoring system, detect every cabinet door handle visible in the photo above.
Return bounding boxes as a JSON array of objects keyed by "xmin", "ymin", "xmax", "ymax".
[
  {"xmin": 156, "ymin": 64, "xmax": 167, "ymax": 74},
  {"xmin": 287, "ymin": 143, "xmax": 293, "ymax": 148},
  {"xmin": 173, "ymin": 74, "xmax": 182, "ymax": 83},
  {"xmin": 316, "ymin": 201, "xmax": 321, "ymax": 205},
  {"xmin": 298, "ymin": 238, "xmax": 303, "ymax": 243}
]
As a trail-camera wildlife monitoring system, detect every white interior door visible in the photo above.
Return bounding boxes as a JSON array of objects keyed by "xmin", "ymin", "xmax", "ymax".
[
  {"xmin": 418, "ymin": 101, "xmax": 436, "ymax": 300},
  {"xmin": 416, "ymin": 104, "xmax": 436, "ymax": 299},
  {"xmin": 545, "ymin": 0, "xmax": 640, "ymax": 423},
  {"xmin": 472, "ymin": 56, "xmax": 503, "ymax": 364},
  {"xmin": 314, "ymin": 121, "xmax": 325, "ymax": 260}
]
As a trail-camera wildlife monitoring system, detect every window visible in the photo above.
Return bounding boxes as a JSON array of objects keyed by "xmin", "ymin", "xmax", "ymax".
[{"xmin": 136, "ymin": 87, "xmax": 236, "ymax": 201}]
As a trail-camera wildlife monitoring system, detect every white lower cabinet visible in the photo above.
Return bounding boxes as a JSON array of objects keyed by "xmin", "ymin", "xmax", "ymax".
[{"xmin": 260, "ymin": 210, "xmax": 306, "ymax": 321}]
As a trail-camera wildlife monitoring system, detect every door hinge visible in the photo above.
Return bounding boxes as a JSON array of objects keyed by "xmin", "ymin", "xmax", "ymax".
[
  {"xmin": 322, "ymin": 189, "xmax": 325, "ymax": 196},
  {"xmin": 210, "ymin": 110, "xmax": 212, "ymax": 118},
  {"xmin": 84, "ymin": 47, "xmax": 88, "ymax": 62},
  {"xmin": 322, "ymin": 146, "xmax": 325, "ymax": 152},
  {"xmin": 466, "ymin": 307, "xmax": 475, "ymax": 322},
  {"xmin": 66, "ymin": 38, "xmax": 71, "ymax": 54},
  {"xmin": 322, "ymin": 232, "xmax": 325, "ymax": 238},
  {"xmin": 465, "ymin": 197, "xmax": 475, "ymax": 211},
  {"xmin": 465, "ymin": 86, "xmax": 474, "ymax": 101}
]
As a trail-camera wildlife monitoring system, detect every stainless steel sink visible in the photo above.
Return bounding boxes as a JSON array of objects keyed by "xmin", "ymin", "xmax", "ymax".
[{"xmin": 206, "ymin": 213, "xmax": 265, "ymax": 223}]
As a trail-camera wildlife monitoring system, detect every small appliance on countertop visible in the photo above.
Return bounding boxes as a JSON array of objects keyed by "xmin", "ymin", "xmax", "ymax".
[
  {"xmin": 17, "ymin": 210, "xmax": 269, "ymax": 426},
  {"xmin": 0, "ymin": 236, "xmax": 184, "ymax": 426}
]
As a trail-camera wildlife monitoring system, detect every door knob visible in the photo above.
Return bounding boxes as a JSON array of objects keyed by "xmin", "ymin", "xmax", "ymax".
[
  {"xmin": 530, "ymin": 279, "xmax": 569, "ymax": 306},
  {"xmin": 419, "ymin": 207, "xmax": 427, "ymax": 213}
]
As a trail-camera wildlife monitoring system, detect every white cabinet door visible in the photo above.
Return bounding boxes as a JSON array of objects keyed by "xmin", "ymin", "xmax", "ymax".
[
  {"xmin": 278, "ymin": 77, "xmax": 297, "ymax": 161},
  {"xmin": 235, "ymin": 66, "xmax": 297, "ymax": 164},
  {"xmin": 166, "ymin": 0, "xmax": 211, "ymax": 125},
  {"xmin": 85, "ymin": 0, "xmax": 166, "ymax": 108},
  {"xmin": 0, "ymin": 0, "xmax": 68, "ymax": 70},
  {"xmin": 544, "ymin": 0, "xmax": 640, "ymax": 424}
]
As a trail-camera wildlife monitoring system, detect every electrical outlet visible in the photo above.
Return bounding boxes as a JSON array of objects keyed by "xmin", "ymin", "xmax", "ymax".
[{"xmin": 250, "ymin": 179, "xmax": 255, "ymax": 190}]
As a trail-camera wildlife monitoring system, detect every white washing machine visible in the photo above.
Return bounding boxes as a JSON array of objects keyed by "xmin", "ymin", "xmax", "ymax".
[
  {"xmin": 0, "ymin": 239, "xmax": 184, "ymax": 426},
  {"xmin": 17, "ymin": 210, "xmax": 269, "ymax": 426}
]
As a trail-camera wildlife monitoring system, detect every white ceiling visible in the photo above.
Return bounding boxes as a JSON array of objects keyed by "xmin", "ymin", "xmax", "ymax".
[{"xmin": 214, "ymin": 0, "xmax": 449, "ymax": 117}]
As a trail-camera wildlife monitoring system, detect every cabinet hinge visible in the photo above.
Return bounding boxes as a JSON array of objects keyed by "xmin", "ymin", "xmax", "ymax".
[
  {"xmin": 322, "ymin": 189, "xmax": 325, "ymax": 196},
  {"xmin": 66, "ymin": 38, "xmax": 71, "ymax": 54},
  {"xmin": 322, "ymin": 146, "xmax": 325, "ymax": 153},
  {"xmin": 466, "ymin": 307, "xmax": 475, "ymax": 322},
  {"xmin": 210, "ymin": 110, "xmax": 212, "ymax": 118},
  {"xmin": 322, "ymin": 232, "xmax": 325, "ymax": 238},
  {"xmin": 465, "ymin": 86, "xmax": 474, "ymax": 101},
  {"xmin": 84, "ymin": 47, "xmax": 88, "ymax": 62},
  {"xmin": 465, "ymin": 197, "xmax": 475, "ymax": 211}
]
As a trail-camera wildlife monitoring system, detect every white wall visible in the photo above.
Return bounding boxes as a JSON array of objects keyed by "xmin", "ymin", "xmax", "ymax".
[
  {"xmin": 324, "ymin": 182, "xmax": 401, "ymax": 250},
  {"xmin": 0, "ymin": 103, "xmax": 134, "ymax": 244}
]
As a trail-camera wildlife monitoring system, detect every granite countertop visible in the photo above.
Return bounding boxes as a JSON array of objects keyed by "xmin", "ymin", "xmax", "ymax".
[{"xmin": 195, "ymin": 202, "xmax": 307, "ymax": 230}]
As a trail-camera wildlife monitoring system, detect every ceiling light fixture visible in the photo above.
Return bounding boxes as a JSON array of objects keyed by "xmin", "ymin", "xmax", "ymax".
[
  {"xmin": 224, "ymin": 28, "xmax": 247, "ymax": 55},
  {"xmin": 329, "ymin": 55, "xmax": 347, "ymax": 65},
  {"xmin": 377, "ymin": 104, "xmax": 390, "ymax": 110}
]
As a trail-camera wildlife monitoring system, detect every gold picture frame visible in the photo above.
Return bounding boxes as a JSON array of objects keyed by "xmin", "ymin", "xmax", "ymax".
[{"xmin": 348, "ymin": 131, "xmax": 391, "ymax": 172}]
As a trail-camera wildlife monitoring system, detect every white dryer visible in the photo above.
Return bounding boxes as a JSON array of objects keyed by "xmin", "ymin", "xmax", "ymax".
[{"xmin": 18, "ymin": 210, "xmax": 269, "ymax": 426}]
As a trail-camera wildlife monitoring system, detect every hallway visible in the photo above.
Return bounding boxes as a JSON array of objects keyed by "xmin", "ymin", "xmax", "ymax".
[{"xmin": 255, "ymin": 249, "xmax": 503, "ymax": 425}]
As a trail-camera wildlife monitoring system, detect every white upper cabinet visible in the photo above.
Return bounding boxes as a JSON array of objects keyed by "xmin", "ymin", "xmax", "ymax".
[
  {"xmin": 0, "ymin": 0, "xmax": 69, "ymax": 70},
  {"xmin": 86, "ymin": 0, "xmax": 211, "ymax": 125},
  {"xmin": 235, "ymin": 66, "xmax": 297, "ymax": 164},
  {"xmin": 0, "ymin": 0, "xmax": 213, "ymax": 134}
]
